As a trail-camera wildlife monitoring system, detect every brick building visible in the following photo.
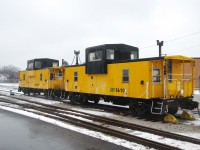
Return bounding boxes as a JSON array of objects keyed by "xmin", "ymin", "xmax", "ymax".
[
  {"xmin": 183, "ymin": 58, "xmax": 200, "ymax": 89},
  {"xmin": 193, "ymin": 58, "xmax": 200, "ymax": 89}
]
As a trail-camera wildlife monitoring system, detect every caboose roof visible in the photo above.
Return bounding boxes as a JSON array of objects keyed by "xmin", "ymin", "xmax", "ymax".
[{"xmin": 164, "ymin": 55, "xmax": 195, "ymax": 62}]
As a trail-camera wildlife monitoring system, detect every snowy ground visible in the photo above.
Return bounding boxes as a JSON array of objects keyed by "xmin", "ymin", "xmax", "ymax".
[{"xmin": 0, "ymin": 83, "xmax": 200, "ymax": 150}]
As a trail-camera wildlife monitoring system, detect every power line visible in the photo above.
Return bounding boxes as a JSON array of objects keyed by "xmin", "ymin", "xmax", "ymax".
[
  {"xmin": 140, "ymin": 31, "xmax": 200, "ymax": 49},
  {"xmin": 165, "ymin": 31, "xmax": 200, "ymax": 43},
  {"xmin": 168, "ymin": 43, "xmax": 200, "ymax": 55}
]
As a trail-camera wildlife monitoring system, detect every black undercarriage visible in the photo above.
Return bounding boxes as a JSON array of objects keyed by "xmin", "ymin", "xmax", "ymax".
[{"xmin": 18, "ymin": 87, "xmax": 199, "ymax": 116}]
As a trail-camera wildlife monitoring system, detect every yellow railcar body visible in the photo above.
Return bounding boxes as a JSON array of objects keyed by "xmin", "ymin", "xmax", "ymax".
[
  {"xmin": 19, "ymin": 67, "xmax": 64, "ymax": 90},
  {"xmin": 65, "ymin": 61, "xmax": 150, "ymax": 99},
  {"xmin": 64, "ymin": 55, "xmax": 194, "ymax": 100}
]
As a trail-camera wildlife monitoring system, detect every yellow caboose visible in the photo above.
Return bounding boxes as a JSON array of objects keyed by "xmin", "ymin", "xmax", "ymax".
[
  {"xmin": 19, "ymin": 58, "xmax": 65, "ymax": 99},
  {"xmin": 64, "ymin": 44, "xmax": 198, "ymax": 115}
]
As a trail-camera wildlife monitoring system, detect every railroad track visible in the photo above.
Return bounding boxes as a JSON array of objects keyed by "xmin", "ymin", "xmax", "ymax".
[
  {"xmin": 0, "ymin": 89, "xmax": 130, "ymax": 115},
  {"xmin": 0, "ymin": 94, "xmax": 200, "ymax": 149},
  {"xmin": 2, "ymin": 89, "xmax": 198, "ymax": 118}
]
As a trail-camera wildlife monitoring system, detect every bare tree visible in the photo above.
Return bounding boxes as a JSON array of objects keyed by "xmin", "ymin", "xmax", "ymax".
[{"xmin": 0, "ymin": 65, "xmax": 20, "ymax": 79}]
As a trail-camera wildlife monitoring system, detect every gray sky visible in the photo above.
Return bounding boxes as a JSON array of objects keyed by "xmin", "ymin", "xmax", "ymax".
[{"xmin": 0, "ymin": 0, "xmax": 200, "ymax": 69}]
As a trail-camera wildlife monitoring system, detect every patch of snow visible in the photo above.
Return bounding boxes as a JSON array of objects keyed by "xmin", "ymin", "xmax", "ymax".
[
  {"xmin": 130, "ymin": 131, "xmax": 200, "ymax": 150},
  {"xmin": 182, "ymin": 118, "xmax": 200, "ymax": 127},
  {"xmin": 194, "ymin": 90, "xmax": 200, "ymax": 95},
  {"xmin": 72, "ymin": 107, "xmax": 119, "ymax": 118},
  {"xmin": 0, "ymin": 83, "xmax": 19, "ymax": 87},
  {"xmin": 18, "ymin": 96, "xmax": 62, "ymax": 105},
  {"xmin": 0, "ymin": 105, "xmax": 148, "ymax": 150},
  {"xmin": 99, "ymin": 101, "xmax": 129, "ymax": 108}
]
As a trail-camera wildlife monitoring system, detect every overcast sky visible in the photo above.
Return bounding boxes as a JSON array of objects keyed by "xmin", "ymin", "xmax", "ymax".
[{"xmin": 0, "ymin": 0, "xmax": 200, "ymax": 69}]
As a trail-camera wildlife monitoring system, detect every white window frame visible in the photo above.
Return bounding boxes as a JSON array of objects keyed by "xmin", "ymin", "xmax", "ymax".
[
  {"xmin": 88, "ymin": 51, "xmax": 102, "ymax": 62},
  {"xmin": 28, "ymin": 62, "xmax": 34, "ymax": 70},
  {"xmin": 153, "ymin": 68, "xmax": 161, "ymax": 83},
  {"xmin": 35, "ymin": 61, "xmax": 41, "ymax": 69},
  {"xmin": 106, "ymin": 49, "xmax": 114, "ymax": 60}
]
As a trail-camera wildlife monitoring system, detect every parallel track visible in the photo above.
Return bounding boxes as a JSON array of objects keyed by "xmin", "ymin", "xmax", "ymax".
[
  {"xmin": 0, "ymin": 97, "xmax": 178, "ymax": 150},
  {"xmin": 0, "ymin": 94, "xmax": 199, "ymax": 149}
]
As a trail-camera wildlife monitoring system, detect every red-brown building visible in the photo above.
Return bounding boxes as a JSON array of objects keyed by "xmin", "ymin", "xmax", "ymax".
[
  {"xmin": 183, "ymin": 58, "xmax": 200, "ymax": 89},
  {"xmin": 193, "ymin": 58, "xmax": 200, "ymax": 89}
]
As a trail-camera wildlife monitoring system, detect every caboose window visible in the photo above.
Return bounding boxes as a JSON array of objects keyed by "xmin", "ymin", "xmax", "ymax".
[
  {"xmin": 50, "ymin": 73, "xmax": 54, "ymax": 80},
  {"xmin": 40, "ymin": 73, "xmax": 42, "ymax": 81},
  {"xmin": 53, "ymin": 62, "xmax": 58, "ymax": 67},
  {"xmin": 88, "ymin": 51, "xmax": 102, "ymax": 61},
  {"xmin": 59, "ymin": 70, "xmax": 62, "ymax": 77},
  {"xmin": 122, "ymin": 69, "xmax": 129, "ymax": 82},
  {"xmin": 130, "ymin": 51, "xmax": 138, "ymax": 60},
  {"xmin": 35, "ymin": 61, "xmax": 41, "ymax": 69},
  {"xmin": 28, "ymin": 62, "xmax": 34, "ymax": 70},
  {"xmin": 106, "ymin": 49, "xmax": 114, "ymax": 60},
  {"xmin": 153, "ymin": 69, "xmax": 161, "ymax": 83},
  {"xmin": 74, "ymin": 72, "xmax": 78, "ymax": 82},
  {"xmin": 23, "ymin": 74, "xmax": 25, "ymax": 80}
]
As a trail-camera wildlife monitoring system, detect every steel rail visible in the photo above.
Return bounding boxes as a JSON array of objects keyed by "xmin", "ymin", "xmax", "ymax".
[
  {"xmin": 2, "ymin": 94, "xmax": 200, "ymax": 145},
  {"xmin": 0, "ymin": 97, "xmax": 180, "ymax": 150},
  {"xmin": 1, "ymin": 93, "xmax": 200, "ymax": 145}
]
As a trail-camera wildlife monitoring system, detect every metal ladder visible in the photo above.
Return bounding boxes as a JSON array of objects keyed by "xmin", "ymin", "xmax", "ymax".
[{"xmin": 151, "ymin": 101, "xmax": 164, "ymax": 115}]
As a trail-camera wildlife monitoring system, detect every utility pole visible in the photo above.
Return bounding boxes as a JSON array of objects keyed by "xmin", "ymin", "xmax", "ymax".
[
  {"xmin": 74, "ymin": 50, "xmax": 80, "ymax": 65},
  {"xmin": 157, "ymin": 40, "xmax": 164, "ymax": 57}
]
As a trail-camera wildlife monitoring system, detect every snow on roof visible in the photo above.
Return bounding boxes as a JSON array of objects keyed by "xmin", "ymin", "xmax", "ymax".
[{"xmin": 0, "ymin": 74, "xmax": 7, "ymax": 80}]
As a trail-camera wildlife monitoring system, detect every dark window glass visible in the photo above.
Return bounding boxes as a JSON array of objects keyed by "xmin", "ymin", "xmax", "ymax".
[
  {"xmin": 35, "ymin": 61, "xmax": 41, "ymax": 69},
  {"xmin": 59, "ymin": 70, "xmax": 62, "ymax": 77},
  {"xmin": 40, "ymin": 73, "xmax": 42, "ymax": 81},
  {"xmin": 50, "ymin": 73, "xmax": 54, "ymax": 80},
  {"xmin": 74, "ymin": 72, "xmax": 78, "ymax": 82},
  {"xmin": 106, "ymin": 49, "xmax": 114, "ymax": 60},
  {"xmin": 28, "ymin": 62, "xmax": 34, "ymax": 70},
  {"xmin": 122, "ymin": 69, "xmax": 129, "ymax": 82},
  {"xmin": 88, "ymin": 51, "xmax": 102, "ymax": 62},
  {"xmin": 23, "ymin": 74, "xmax": 25, "ymax": 80},
  {"xmin": 130, "ymin": 51, "xmax": 138, "ymax": 59},
  {"xmin": 168, "ymin": 60, "xmax": 172, "ymax": 83}
]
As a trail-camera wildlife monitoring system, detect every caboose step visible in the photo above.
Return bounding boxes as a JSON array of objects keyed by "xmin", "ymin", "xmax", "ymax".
[
  {"xmin": 151, "ymin": 101, "xmax": 164, "ymax": 115},
  {"xmin": 154, "ymin": 107, "xmax": 162, "ymax": 110}
]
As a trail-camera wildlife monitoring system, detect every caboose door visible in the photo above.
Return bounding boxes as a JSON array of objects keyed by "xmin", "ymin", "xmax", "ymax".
[{"xmin": 164, "ymin": 57, "xmax": 194, "ymax": 99}]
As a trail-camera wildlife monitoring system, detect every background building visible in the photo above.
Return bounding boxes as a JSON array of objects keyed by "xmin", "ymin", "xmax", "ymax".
[
  {"xmin": 193, "ymin": 58, "xmax": 200, "ymax": 89},
  {"xmin": 0, "ymin": 74, "xmax": 7, "ymax": 80}
]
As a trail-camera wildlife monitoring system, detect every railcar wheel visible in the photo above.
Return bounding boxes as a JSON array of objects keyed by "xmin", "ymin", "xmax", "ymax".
[
  {"xmin": 167, "ymin": 105, "xmax": 178, "ymax": 115},
  {"xmin": 94, "ymin": 99, "xmax": 99, "ymax": 104},
  {"xmin": 90, "ymin": 96, "xmax": 100, "ymax": 104},
  {"xmin": 27, "ymin": 89, "xmax": 30, "ymax": 96},
  {"xmin": 23, "ymin": 89, "xmax": 27, "ymax": 95},
  {"xmin": 129, "ymin": 102, "xmax": 138, "ymax": 116},
  {"xmin": 129, "ymin": 100, "xmax": 150, "ymax": 117},
  {"xmin": 69, "ymin": 93, "xmax": 83, "ymax": 104},
  {"xmin": 69, "ymin": 93, "xmax": 75, "ymax": 104},
  {"xmin": 166, "ymin": 101, "xmax": 179, "ymax": 115},
  {"xmin": 44, "ymin": 91, "xmax": 48, "ymax": 99},
  {"xmin": 51, "ymin": 90, "xmax": 55, "ymax": 99},
  {"xmin": 82, "ymin": 96, "xmax": 88, "ymax": 104},
  {"xmin": 63, "ymin": 92, "xmax": 68, "ymax": 99}
]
